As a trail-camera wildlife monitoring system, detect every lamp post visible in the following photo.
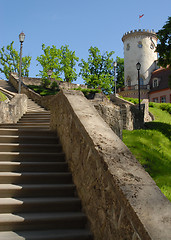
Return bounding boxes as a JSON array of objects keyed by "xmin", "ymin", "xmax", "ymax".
[
  {"xmin": 136, "ymin": 62, "xmax": 141, "ymax": 111},
  {"xmin": 18, "ymin": 32, "xmax": 25, "ymax": 94},
  {"xmin": 47, "ymin": 69, "xmax": 53, "ymax": 80},
  {"xmin": 113, "ymin": 61, "xmax": 117, "ymax": 96}
]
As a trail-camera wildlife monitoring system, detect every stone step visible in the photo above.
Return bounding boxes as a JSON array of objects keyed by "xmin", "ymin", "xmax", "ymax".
[
  {"xmin": 0, "ymin": 229, "xmax": 92, "ymax": 240},
  {"xmin": 0, "ymin": 152, "xmax": 65, "ymax": 161},
  {"xmin": 0, "ymin": 123, "xmax": 50, "ymax": 127},
  {"xmin": 0, "ymin": 128, "xmax": 56, "ymax": 136},
  {"xmin": 0, "ymin": 184, "xmax": 76, "ymax": 198},
  {"xmin": 18, "ymin": 119, "xmax": 50, "ymax": 123},
  {"xmin": 0, "ymin": 143, "xmax": 62, "ymax": 153},
  {"xmin": 25, "ymin": 111, "xmax": 50, "ymax": 115},
  {"xmin": 0, "ymin": 126, "xmax": 50, "ymax": 130},
  {"xmin": 0, "ymin": 172, "xmax": 72, "ymax": 184},
  {"xmin": 0, "ymin": 212, "xmax": 86, "ymax": 231},
  {"xmin": 0, "ymin": 162, "xmax": 68, "ymax": 172},
  {"xmin": 0, "ymin": 135, "xmax": 58, "ymax": 144},
  {"xmin": 0, "ymin": 197, "xmax": 81, "ymax": 213}
]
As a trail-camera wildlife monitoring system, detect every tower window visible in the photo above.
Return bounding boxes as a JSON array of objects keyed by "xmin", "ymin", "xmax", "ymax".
[
  {"xmin": 126, "ymin": 44, "xmax": 130, "ymax": 51},
  {"xmin": 150, "ymin": 44, "xmax": 154, "ymax": 49},
  {"xmin": 127, "ymin": 76, "xmax": 131, "ymax": 86},
  {"xmin": 138, "ymin": 41, "xmax": 143, "ymax": 48}
]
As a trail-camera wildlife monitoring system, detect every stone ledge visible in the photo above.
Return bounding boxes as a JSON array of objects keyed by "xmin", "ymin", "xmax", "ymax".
[
  {"xmin": 0, "ymin": 94, "xmax": 27, "ymax": 123},
  {"xmin": 50, "ymin": 89, "xmax": 171, "ymax": 240}
]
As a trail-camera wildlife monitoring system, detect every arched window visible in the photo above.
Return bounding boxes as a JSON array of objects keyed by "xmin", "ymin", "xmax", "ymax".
[
  {"xmin": 126, "ymin": 43, "xmax": 130, "ymax": 51},
  {"xmin": 127, "ymin": 76, "xmax": 131, "ymax": 86},
  {"xmin": 138, "ymin": 41, "xmax": 143, "ymax": 48}
]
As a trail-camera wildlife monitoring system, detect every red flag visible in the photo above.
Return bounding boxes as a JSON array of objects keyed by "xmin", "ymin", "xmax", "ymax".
[{"xmin": 139, "ymin": 14, "xmax": 144, "ymax": 19}]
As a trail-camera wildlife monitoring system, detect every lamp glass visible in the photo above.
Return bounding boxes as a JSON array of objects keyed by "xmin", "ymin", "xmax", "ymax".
[
  {"xmin": 19, "ymin": 32, "xmax": 25, "ymax": 43},
  {"xmin": 47, "ymin": 69, "xmax": 53, "ymax": 77},
  {"xmin": 136, "ymin": 62, "xmax": 141, "ymax": 70},
  {"xmin": 113, "ymin": 61, "xmax": 117, "ymax": 67}
]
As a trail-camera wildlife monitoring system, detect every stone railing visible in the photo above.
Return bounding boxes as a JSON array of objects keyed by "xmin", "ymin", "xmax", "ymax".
[
  {"xmin": 50, "ymin": 90, "xmax": 171, "ymax": 240},
  {"xmin": 0, "ymin": 87, "xmax": 16, "ymax": 101},
  {"xmin": 9, "ymin": 73, "xmax": 55, "ymax": 110},
  {"xmin": 110, "ymin": 95, "xmax": 144, "ymax": 130},
  {"xmin": 0, "ymin": 92, "xmax": 27, "ymax": 123}
]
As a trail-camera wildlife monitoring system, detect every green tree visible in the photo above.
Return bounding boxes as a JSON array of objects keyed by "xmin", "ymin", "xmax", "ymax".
[
  {"xmin": 156, "ymin": 16, "xmax": 171, "ymax": 88},
  {"xmin": 116, "ymin": 57, "xmax": 124, "ymax": 89},
  {"xmin": 79, "ymin": 46, "xmax": 115, "ymax": 94},
  {"xmin": 156, "ymin": 16, "xmax": 171, "ymax": 68},
  {"xmin": 36, "ymin": 44, "xmax": 79, "ymax": 85},
  {"xmin": 60, "ymin": 45, "xmax": 79, "ymax": 82},
  {"xmin": 0, "ymin": 41, "xmax": 31, "ymax": 79},
  {"xmin": 36, "ymin": 44, "xmax": 62, "ymax": 82}
]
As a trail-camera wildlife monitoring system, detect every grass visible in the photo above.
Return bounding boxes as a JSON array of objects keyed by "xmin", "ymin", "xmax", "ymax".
[
  {"xmin": 123, "ymin": 106, "xmax": 171, "ymax": 201},
  {"xmin": 0, "ymin": 91, "xmax": 7, "ymax": 101}
]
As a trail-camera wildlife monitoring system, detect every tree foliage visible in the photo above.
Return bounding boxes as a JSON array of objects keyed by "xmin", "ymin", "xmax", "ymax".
[
  {"xmin": 36, "ymin": 44, "xmax": 79, "ymax": 84},
  {"xmin": 0, "ymin": 41, "xmax": 31, "ymax": 79},
  {"xmin": 116, "ymin": 57, "xmax": 124, "ymax": 89},
  {"xmin": 60, "ymin": 45, "xmax": 79, "ymax": 82},
  {"xmin": 156, "ymin": 16, "xmax": 171, "ymax": 68},
  {"xmin": 79, "ymin": 46, "xmax": 115, "ymax": 94}
]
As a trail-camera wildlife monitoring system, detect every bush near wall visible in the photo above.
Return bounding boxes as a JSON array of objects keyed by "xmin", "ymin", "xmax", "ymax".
[
  {"xmin": 119, "ymin": 96, "xmax": 142, "ymax": 104},
  {"xmin": 149, "ymin": 102, "xmax": 171, "ymax": 114}
]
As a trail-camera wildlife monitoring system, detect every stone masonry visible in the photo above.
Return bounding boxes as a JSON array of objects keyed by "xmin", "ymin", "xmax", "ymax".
[{"xmin": 50, "ymin": 90, "xmax": 171, "ymax": 240}]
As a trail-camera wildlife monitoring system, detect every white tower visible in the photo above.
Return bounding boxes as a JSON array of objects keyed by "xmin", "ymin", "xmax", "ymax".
[{"xmin": 122, "ymin": 29, "xmax": 158, "ymax": 87}]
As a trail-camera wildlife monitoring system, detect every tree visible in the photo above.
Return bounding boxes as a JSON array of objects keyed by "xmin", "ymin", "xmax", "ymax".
[
  {"xmin": 36, "ymin": 44, "xmax": 79, "ymax": 85},
  {"xmin": 36, "ymin": 44, "xmax": 62, "ymax": 83},
  {"xmin": 60, "ymin": 45, "xmax": 79, "ymax": 82},
  {"xmin": 79, "ymin": 46, "xmax": 115, "ymax": 94},
  {"xmin": 116, "ymin": 57, "xmax": 124, "ymax": 89},
  {"xmin": 156, "ymin": 16, "xmax": 171, "ymax": 68},
  {"xmin": 0, "ymin": 41, "xmax": 31, "ymax": 79},
  {"xmin": 156, "ymin": 16, "xmax": 171, "ymax": 88}
]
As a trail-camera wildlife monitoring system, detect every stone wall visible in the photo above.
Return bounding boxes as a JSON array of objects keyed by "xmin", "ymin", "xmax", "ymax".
[
  {"xmin": 10, "ymin": 72, "xmax": 87, "ymax": 90},
  {"xmin": 50, "ymin": 90, "xmax": 171, "ymax": 240},
  {"xmin": 110, "ymin": 95, "xmax": 144, "ymax": 130},
  {"xmin": 89, "ymin": 95, "xmax": 123, "ymax": 139},
  {"xmin": 9, "ymin": 73, "xmax": 55, "ymax": 110},
  {"xmin": 0, "ymin": 94, "xmax": 27, "ymax": 123}
]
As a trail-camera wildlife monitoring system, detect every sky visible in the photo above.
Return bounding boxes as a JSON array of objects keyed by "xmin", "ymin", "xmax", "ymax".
[{"xmin": 0, "ymin": 0, "xmax": 170, "ymax": 84}]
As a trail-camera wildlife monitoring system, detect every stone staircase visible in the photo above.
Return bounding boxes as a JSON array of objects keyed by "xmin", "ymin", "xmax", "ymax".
[
  {"xmin": 0, "ymin": 80, "xmax": 17, "ymax": 93},
  {"xmin": 0, "ymin": 98, "xmax": 92, "ymax": 239}
]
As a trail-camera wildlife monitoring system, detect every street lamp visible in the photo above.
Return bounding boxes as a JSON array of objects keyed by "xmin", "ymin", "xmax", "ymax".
[
  {"xmin": 18, "ymin": 32, "xmax": 25, "ymax": 94},
  {"xmin": 136, "ymin": 62, "xmax": 141, "ymax": 111},
  {"xmin": 113, "ymin": 61, "xmax": 117, "ymax": 96}
]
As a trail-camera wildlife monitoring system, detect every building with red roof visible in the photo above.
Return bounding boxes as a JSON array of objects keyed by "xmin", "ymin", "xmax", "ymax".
[{"xmin": 149, "ymin": 67, "xmax": 171, "ymax": 103}]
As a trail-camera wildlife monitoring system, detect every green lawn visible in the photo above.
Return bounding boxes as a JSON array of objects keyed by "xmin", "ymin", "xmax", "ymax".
[
  {"xmin": 123, "ymin": 106, "xmax": 171, "ymax": 201},
  {"xmin": 0, "ymin": 91, "xmax": 7, "ymax": 101}
]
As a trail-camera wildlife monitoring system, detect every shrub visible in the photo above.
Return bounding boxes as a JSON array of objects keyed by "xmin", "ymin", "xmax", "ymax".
[
  {"xmin": 50, "ymin": 81, "xmax": 59, "ymax": 91},
  {"xmin": 159, "ymin": 103, "xmax": 171, "ymax": 114},
  {"xmin": 119, "ymin": 96, "xmax": 142, "ymax": 104},
  {"xmin": 41, "ymin": 77, "xmax": 51, "ymax": 88},
  {"xmin": 149, "ymin": 102, "xmax": 171, "ymax": 114}
]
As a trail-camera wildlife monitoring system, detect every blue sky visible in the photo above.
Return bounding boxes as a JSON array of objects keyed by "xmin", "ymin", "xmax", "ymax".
[{"xmin": 0, "ymin": 0, "xmax": 170, "ymax": 84}]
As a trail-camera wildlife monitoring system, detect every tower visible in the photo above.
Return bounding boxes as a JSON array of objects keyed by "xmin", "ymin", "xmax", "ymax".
[{"xmin": 122, "ymin": 29, "xmax": 158, "ymax": 88}]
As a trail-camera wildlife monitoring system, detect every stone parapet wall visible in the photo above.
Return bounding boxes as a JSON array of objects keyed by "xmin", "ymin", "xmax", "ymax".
[
  {"xmin": 90, "ymin": 98, "xmax": 123, "ymax": 139},
  {"xmin": 9, "ymin": 73, "xmax": 55, "ymax": 110},
  {"xmin": 110, "ymin": 95, "xmax": 144, "ymax": 130},
  {"xmin": 0, "ymin": 94, "xmax": 27, "ymax": 123},
  {"xmin": 10, "ymin": 72, "xmax": 87, "ymax": 90},
  {"xmin": 50, "ymin": 90, "xmax": 171, "ymax": 240}
]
